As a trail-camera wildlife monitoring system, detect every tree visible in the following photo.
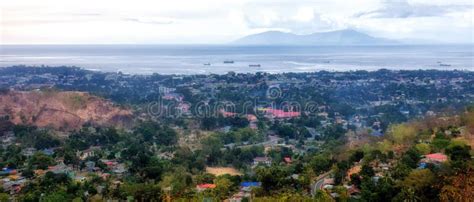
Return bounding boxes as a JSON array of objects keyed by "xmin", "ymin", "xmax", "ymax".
[
  {"xmin": 196, "ymin": 173, "xmax": 216, "ymax": 184},
  {"xmin": 446, "ymin": 144, "xmax": 471, "ymax": 170},
  {"xmin": 389, "ymin": 124, "xmax": 417, "ymax": 145},
  {"xmin": 0, "ymin": 193, "xmax": 9, "ymax": 202},
  {"xmin": 43, "ymin": 191, "xmax": 68, "ymax": 202},
  {"xmin": 201, "ymin": 117, "xmax": 218, "ymax": 130},
  {"xmin": 400, "ymin": 148, "xmax": 421, "ymax": 169},
  {"xmin": 349, "ymin": 150, "xmax": 364, "ymax": 163},
  {"xmin": 158, "ymin": 169, "xmax": 192, "ymax": 197},
  {"xmin": 398, "ymin": 169, "xmax": 436, "ymax": 200},
  {"xmin": 200, "ymin": 135, "xmax": 223, "ymax": 165},
  {"xmin": 314, "ymin": 190, "xmax": 334, "ymax": 202},
  {"xmin": 72, "ymin": 197, "xmax": 83, "ymax": 202},
  {"xmin": 415, "ymin": 143, "xmax": 431, "ymax": 155},
  {"xmin": 391, "ymin": 163, "xmax": 411, "ymax": 179},
  {"xmin": 121, "ymin": 183, "xmax": 162, "ymax": 201},
  {"xmin": 360, "ymin": 164, "xmax": 375, "ymax": 178},
  {"xmin": 360, "ymin": 177, "xmax": 397, "ymax": 201},
  {"xmin": 323, "ymin": 124, "xmax": 346, "ymax": 140},
  {"xmin": 29, "ymin": 152, "xmax": 54, "ymax": 170},
  {"xmin": 213, "ymin": 176, "xmax": 233, "ymax": 199},
  {"xmin": 21, "ymin": 169, "xmax": 34, "ymax": 178},
  {"xmin": 32, "ymin": 131, "xmax": 61, "ymax": 150},
  {"xmin": 134, "ymin": 122, "xmax": 177, "ymax": 146},
  {"xmin": 255, "ymin": 166, "xmax": 290, "ymax": 194},
  {"xmin": 377, "ymin": 140, "xmax": 393, "ymax": 153},
  {"xmin": 277, "ymin": 125, "xmax": 297, "ymax": 139},
  {"xmin": 350, "ymin": 173, "xmax": 361, "ymax": 187},
  {"xmin": 309, "ymin": 154, "xmax": 331, "ymax": 174},
  {"xmin": 431, "ymin": 139, "xmax": 450, "ymax": 152},
  {"xmin": 440, "ymin": 168, "xmax": 474, "ymax": 202}
]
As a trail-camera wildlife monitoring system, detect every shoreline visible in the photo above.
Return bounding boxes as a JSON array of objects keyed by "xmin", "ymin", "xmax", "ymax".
[{"xmin": 1, "ymin": 65, "xmax": 473, "ymax": 76}]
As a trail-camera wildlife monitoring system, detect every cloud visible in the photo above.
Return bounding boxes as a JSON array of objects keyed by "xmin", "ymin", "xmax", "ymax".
[
  {"xmin": 1, "ymin": 0, "xmax": 473, "ymax": 44},
  {"xmin": 122, "ymin": 17, "xmax": 174, "ymax": 25},
  {"xmin": 354, "ymin": 0, "xmax": 473, "ymax": 18},
  {"xmin": 241, "ymin": 4, "xmax": 345, "ymax": 34}
]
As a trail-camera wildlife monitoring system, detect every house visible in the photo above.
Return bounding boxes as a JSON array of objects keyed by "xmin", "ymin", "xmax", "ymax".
[
  {"xmin": 48, "ymin": 163, "xmax": 74, "ymax": 177},
  {"xmin": 246, "ymin": 114, "xmax": 257, "ymax": 122},
  {"xmin": 77, "ymin": 146, "xmax": 101, "ymax": 160},
  {"xmin": 196, "ymin": 183, "xmax": 216, "ymax": 192},
  {"xmin": 85, "ymin": 161, "xmax": 96, "ymax": 172},
  {"xmin": 283, "ymin": 157, "xmax": 292, "ymax": 164},
  {"xmin": 34, "ymin": 169, "xmax": 47, "ymax": 176},
  {"xmin": 177, "ymin": 103, "xmax": 191, "ymax": 114},
  {"xmin": 162, "ymin": 93, "xmax": 183, "ymax": 102},
  {"xmin": 421, "ymin": 153, "xmax": 448, "ymax": 164},
  {"xmin": 112, "ymin": 163, "xmax": 127, "ymax": 175},
  {"xmin": 260, "ymin": 108, "xmax": 300, "ymax": 119},
  {"xmin": 42, "ymin": 148, "xmax": 55, "ymax": 156},
  {"xmin": 323, "ymin": 178, "xmax": 335, "ymax": 187},
  {"xmin": 304, "ymin": 127, "xmax": 321, "ymax": 140},
  {"xmin": 253, "ymin": 157, "xmax": 272, "ymax": 166},
  {"xmin": 101, "ymin": 159, "xmax": 117, "ymax": 168},
  {"xmin": 21, "ymin": 147, "xmax": 37, "ymax": 157},
  {"xmin": 247, "ymin": 114, "xmax": 258, "ymax": 129},
  {"xmin": 348, "ymin": 185, "xmax": 361, "ymax": 197},
  {"xmin": 1, "ymin": 132, "xmax": 15, "ymax": 148},
  {"xmin": 2, "ymin": 178, "xmax": 27, "ymax": 194},
  {"xmin": 220, "ymin": 109, "xmax": 237, "ymax": 118}
]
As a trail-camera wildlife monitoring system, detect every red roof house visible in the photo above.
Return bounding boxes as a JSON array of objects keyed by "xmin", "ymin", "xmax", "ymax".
[
  {"xmin": 424, "ymin": 153, "xmax": 448, "ymax": 163},
  {"xmin": 283, "ymin": 157, "xmax": 292, "ymax": 164},
  {"xmin": 196, "ymin": 183, "xmax": 216, "ymax": 192}
]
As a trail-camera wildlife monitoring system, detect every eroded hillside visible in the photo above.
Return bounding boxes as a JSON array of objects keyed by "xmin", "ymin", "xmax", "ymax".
[{"xmin": 0, "ymin": 90, "xmax": 133, "ymax": 130}]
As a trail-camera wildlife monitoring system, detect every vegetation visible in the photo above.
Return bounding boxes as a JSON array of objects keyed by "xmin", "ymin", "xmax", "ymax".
[{"xmin": 0, "ymin": 67, "xmax": 473, "ymax": 201}]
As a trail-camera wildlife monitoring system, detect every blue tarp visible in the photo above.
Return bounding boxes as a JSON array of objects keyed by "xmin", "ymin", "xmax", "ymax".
[
  {"xmin": 42, "ymin": 149, "xmax": 55, "ymax": 156},
  {"xmin": 418, "ymin": 162, "xmax": 427, "ymax": 169},
  {"xmin": 241, "ymin": 182, "xmax": 261, "ymax": 187},
  {"xmin": 2, "ymin": 168, "xmax": 13, "ymax": 173}
]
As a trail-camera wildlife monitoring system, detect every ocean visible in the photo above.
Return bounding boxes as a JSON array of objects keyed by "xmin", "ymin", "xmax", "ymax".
[{"xmin": 0, "ymin": 45, "xmax": 473, "ymax": 74}]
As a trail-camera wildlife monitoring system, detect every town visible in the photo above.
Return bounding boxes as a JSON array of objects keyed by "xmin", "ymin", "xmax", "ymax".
[{"xmin": 0, "ymin": 66, "xmax": 473, "ymax": 201}]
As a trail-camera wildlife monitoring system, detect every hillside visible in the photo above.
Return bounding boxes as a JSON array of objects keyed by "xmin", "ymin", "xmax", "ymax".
[
  {"xmin": 0, "ymin": 90, "xmax": 133, "ymax": 130},
  {"xmin": 233, "ymin": 29, "xmax": 398, "ymax": 45}
]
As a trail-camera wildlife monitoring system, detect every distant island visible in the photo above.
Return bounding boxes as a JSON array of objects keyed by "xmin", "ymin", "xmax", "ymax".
[{"xmin": 233, "ymin": 29, "xmax": 398, "ymax": 46}]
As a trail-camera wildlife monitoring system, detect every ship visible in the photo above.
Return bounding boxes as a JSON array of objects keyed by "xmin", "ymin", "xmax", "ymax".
[
  {"xmin": 203, "ymin": 63, "xmax": 211, "ymax": 66},
  {"xmin": 249, "ymin": 64, "xmax": 261, "ymax": 67},
  {"xmin": 223, "ymin": 60, "xmax": 234, "ymax": 64}
]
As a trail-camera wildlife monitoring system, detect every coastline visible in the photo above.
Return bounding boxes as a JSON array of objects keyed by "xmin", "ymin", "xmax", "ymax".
[{"xmin": 1, "ymin": 44, "xmax": 473, "ymax": 75}]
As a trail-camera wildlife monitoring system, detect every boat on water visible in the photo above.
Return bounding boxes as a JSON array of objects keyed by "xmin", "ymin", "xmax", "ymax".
[
  {"xmin": 223, "ymin": 60, "xmax": 234, "ymax": 64},
  {"xmin": 249, "ymin": 64, "xmax": 261, "ymax": 67},
  {"xmin": 203, "ymin": 63, "xmax": 211, "ymax": 66},
  {"xmin": 439, "ymin": 63, "xmax": 451, "ymax": 67}
]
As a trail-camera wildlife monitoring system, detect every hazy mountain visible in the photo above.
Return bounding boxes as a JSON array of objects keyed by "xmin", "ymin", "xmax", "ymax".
[{"xmin": 233, "ymin": 29, "xmax": 398, "ymax": 45}]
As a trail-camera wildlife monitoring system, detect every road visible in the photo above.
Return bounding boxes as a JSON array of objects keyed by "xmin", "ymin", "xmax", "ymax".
[{"xmin": 311, "ymin": 171, "xmax": 332, "ymax": 196}]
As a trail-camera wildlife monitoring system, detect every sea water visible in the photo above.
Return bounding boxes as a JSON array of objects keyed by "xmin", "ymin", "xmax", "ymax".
[{"xmin": 0, "ymin": 45, "xmax": 472, "ymax": 74}]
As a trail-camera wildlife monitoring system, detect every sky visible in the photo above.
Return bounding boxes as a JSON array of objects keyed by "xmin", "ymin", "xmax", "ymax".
[{"xmin": 0, "ymin": 0, "xmax": 473, "ymax": 44}]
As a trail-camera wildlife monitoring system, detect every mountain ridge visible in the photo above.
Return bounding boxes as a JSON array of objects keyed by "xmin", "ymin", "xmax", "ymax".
[{"xmin": 233, "ymin": 29, "xmax": 398, "ymax": 45}]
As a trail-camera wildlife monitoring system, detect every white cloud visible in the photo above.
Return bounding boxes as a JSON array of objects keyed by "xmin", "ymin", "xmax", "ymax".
[
  {"xmin": 293, "ymin": 7, "xmax": 315, "ymax": 22},
  {"xmin": 0, "ymin": 0, "xmax": 472, "ymax": 44},
  {"xmin": 354, "ymin": 0, "xmax": 473, "ymax": 18}
]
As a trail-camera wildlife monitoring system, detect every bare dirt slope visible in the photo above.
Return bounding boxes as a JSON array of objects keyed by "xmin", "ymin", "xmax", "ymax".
[{"xmin": 0, "ymin": 90, "xmax": 133, "ymax": 130}]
